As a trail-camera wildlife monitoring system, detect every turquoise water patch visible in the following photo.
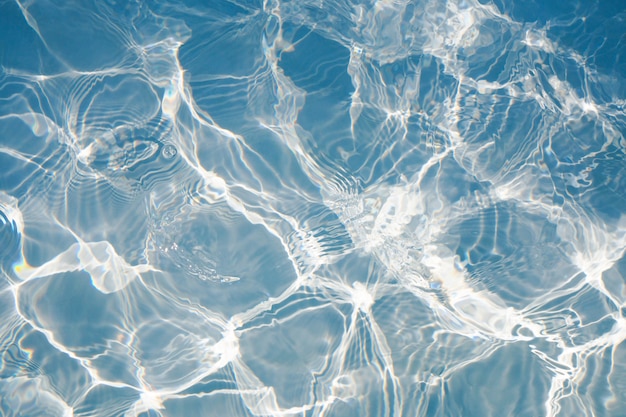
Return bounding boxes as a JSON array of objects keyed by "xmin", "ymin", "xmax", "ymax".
[{"xmin": 1, "ymin": 0, "xmax": 626, "ymax": 416}]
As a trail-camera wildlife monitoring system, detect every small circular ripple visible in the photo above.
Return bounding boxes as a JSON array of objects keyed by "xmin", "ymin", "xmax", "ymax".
[{"xmin": 161, "ymin": 144, "xmax": 177, "ymax": 159}]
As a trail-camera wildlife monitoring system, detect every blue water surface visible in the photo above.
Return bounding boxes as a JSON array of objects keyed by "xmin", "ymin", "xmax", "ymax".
[{"xmin": 1, "ymin": 0, "xmax": 626, "ymax": 416}]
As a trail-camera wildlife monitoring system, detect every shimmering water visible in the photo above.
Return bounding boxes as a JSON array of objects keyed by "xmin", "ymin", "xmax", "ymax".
[{"xmin": 1, "ymin": 0, "xmax": 626, "ymax": 416}]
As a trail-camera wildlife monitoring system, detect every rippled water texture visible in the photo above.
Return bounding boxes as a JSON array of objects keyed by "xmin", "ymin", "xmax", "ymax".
[{"xmin": 1, "ymin": 0, "xmax": 626, "ymax": 416}]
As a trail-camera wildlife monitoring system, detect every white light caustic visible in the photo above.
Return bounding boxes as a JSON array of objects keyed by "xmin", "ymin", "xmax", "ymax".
[{"xmin": 0, "ymin": 0, "xmax": 625, "ymax": 416}]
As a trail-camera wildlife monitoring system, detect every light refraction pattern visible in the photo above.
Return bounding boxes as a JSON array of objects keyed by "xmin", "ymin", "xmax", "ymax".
[{"xmin": 1, "ymin": 0, "xmax": 626, "ymax": 416}]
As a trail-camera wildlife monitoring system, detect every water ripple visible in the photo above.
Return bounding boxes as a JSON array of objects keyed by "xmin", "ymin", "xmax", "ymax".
[{"xmin": 1, "ymin": 0, "xmax": 626, "ymax": 416}]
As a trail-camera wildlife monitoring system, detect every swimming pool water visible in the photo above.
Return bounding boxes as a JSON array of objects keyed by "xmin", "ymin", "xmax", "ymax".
[{"xmin": 1, "ymin": 0, "xmax": 626, "ymax": 416}]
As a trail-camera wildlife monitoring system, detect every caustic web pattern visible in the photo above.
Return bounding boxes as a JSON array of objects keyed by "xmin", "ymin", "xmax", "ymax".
[{"xmin": 1, "ymin": 0, "xmax": 626, "ymax": 416}]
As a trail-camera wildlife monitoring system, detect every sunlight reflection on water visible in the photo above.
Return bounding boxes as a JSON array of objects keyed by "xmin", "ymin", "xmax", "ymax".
[{"xmin": 1, "ymin": 0, "xmax": 626, "ymax": 416}]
